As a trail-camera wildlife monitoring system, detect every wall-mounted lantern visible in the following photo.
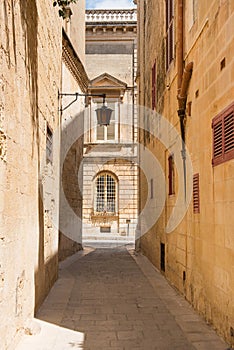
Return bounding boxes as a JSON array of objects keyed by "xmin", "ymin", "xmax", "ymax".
[{"xmin": 58, "ymin": 92, "xmax": 113, "ymax": 126}]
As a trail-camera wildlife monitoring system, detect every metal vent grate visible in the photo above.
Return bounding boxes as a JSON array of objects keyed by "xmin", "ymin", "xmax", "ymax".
[{"xmin": 100, "ymin": 226, "xmax": 111, "ymax": 233}]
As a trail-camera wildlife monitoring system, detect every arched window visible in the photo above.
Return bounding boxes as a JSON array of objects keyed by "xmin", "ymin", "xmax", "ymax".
[{"xmin": 95, "ymin": 173, "xmax": 117, "ymax": 213}]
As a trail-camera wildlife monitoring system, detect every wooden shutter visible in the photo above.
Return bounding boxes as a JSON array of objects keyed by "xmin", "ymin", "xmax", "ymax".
[
  {"xmin": 168, "ymin": 155, "xmax": 175, "ymax": 195},
  {"xmin": 152, "ymin": 61, "xmax": 156, "ymax": 110},
  {"xmin": 166, "ymin": 0, "xmax": 174, "ymax": 69},
  {"xmin": 224, "ymin": 112, "xmax": 234, "ymax": 153},
  {"xmin": 212, "ymin": 102, "xmax": 234, "ymax": 166},
  {"xmin": 193, "ymin": 173, "xmax": 200, "ymax": 214}
]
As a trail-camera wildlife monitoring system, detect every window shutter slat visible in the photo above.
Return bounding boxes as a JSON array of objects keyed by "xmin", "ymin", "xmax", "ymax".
[
  {"xmin": 213, "ymin": 120, "xmax": 223, "ymax": 158},
  {"xmin": 165, "ymin": 0, "xmax": 174, "ymax": 70},
  {"xmin": 168, "ymin": 155, "xmax": 175, "ymax": 195},
  {"xmin": 224, "ymin": 113, "xmax": 234, "ymax": 153},
  {"xmin": 193, "ymin": 173, "xmax": 200, "ymax": 214}
]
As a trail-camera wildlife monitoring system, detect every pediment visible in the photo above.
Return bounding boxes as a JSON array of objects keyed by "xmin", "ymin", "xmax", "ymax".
[{"xmin": 89, "ymin": 73, "xmax": 127, "ymax": 89}]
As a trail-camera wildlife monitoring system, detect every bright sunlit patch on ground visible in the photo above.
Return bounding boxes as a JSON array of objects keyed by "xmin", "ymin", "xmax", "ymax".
[{"xmin": 16, "ymin": 319, "xmax": 84, "ymax": 350}]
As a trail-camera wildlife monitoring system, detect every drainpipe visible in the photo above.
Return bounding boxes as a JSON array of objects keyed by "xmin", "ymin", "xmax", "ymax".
[
  {"xmin": 178, "ymin": 62, "xmax": 194, "ymax": 112},
  {"xmin": 177, "ymin": 62, "xmax": 194, "ymax": 141},
  {"xmin": 176, "ymin": 1, "xmax": 193, "ymax": 294},
  {"xmin": 177, "ymin": 62, "xmax": 193, "ymax": 201}
]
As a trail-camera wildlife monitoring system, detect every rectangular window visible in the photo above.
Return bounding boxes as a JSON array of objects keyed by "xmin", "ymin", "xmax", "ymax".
[
  {"xmin": 193, "ymin": 0, "xmax": 198, "ymax": 24},
  {"xmin": 212, "ymin": 102, "xmax": 234, "ymax": 166},
  {"xmin": 189, "ymin": 0, "xmax": 198, "ymax": 28},
  {"xmin": 96, "ymin": 175, "xmax": 105, "ymax": 212},
  {"xmin": 46, "ymin": 126, "xmax": 53, "ymax": 163},
  {"xmin": 152, "ymin": 60, "xmax": 156, "ymax": 110},
  {"xmin": 166, "ymin": 0, "xmax": 174, "ymax": 70},
  {"xmin": 96, "ymin": 100, "xmax": 117, "ymax": 141},
  {"xmin": 193, "ymin": 173, "xmax": 200, "ymax": 214},
  {"xmin": 150, "ymin": 178, "xmax": 154, "ymax": 199},
  {"xmin": 168, "ymin": 154, "xmax": 175, "ymax": 195}
]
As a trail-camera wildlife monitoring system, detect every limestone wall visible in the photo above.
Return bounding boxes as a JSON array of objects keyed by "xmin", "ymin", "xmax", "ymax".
[
  {"xmin": 86, "ymin": 54, "xmax": 134, "ymax": 86},
  {"xmin": 69, "ymin": 0, "xmax": 86, "ymax": 66},
  {"xmin": 0, "ymin": 0, "xmax": 62, "ymax": 348},
  {"xmin": 137, "ymin": 0, "xmax": 234, "ymax": 344}
]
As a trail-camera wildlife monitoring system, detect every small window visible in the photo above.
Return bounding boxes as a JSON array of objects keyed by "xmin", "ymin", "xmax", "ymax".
[
  {"xmin": 165, "ymin": 0, "xmax": 174, "ymax": 69},
  {"xmin": 193, "ymin": 173, "xmax": 200, "ymax": 214},
  {"xmin": 168, "ymin": 154, "xmax": 175, "ymax": 195},
  {"xmin": 192, "ymin": 0, "xmax": 198, "ymax": 24},
  {"xmin": 212, "ymin": 102, "xmax": 234, "ymax": 166},
  {"xmin": 160, "ymin": 243, "xmax": 165, "ymax": 272},
  {"xmin": 46, "ymin": 126, "xmax": 53, "ymax": 163}
]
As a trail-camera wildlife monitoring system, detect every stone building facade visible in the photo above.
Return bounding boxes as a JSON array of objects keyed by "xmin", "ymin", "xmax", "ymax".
[
  {"xmin": 0, "ymin": 1, "xmax": 87, "ymax": 348},
  {"xmin": 82, "ymin": 9, "xmax": 138, "ymax": 243},
  {"xmin": 136, "ymin": 0, "xmax": 234, "ymax": 344}
]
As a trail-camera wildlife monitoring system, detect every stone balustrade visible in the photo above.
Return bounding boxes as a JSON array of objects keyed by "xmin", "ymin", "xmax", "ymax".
[{"xmin": 86, "ymin": 9, "xmax": 137, "ymax": 23}]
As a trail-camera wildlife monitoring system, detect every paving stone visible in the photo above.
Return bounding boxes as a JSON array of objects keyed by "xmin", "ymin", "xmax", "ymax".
[{"xmin": 16, "ymin": 246, "xmax": 228, "ymax": 350}]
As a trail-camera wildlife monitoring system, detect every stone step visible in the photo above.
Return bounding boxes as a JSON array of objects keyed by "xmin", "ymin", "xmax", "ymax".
[{"xmin": 82, "ymin": 234, "xmax": 135, "ymax": 242}]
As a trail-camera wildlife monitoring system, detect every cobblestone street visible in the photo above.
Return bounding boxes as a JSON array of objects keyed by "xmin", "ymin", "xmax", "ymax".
[{"xmin": 16, "ymin": 246, "xmax": 227, "ymax": 350}]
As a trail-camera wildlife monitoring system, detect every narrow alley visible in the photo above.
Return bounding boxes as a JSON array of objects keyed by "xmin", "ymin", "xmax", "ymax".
[
  {"xmin": 1, "ymin": 1, "xmax": 234, "ymax": 348},
  {"xmin": 16, "ymin": 246, "xmax": 227, "ymax": 350}
]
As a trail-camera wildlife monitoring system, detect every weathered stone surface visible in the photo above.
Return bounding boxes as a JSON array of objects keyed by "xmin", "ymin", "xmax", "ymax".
[
  {"xmin": 136, "ymin": 0, "xmax": 234, "ymax": 345},
  {"xmin": 0, "ymin": 0, "xmax": 88, "ymax": 348},
  {"xmin": 15, "ymin": 247, "xmax": 227, "ymax": 350}
]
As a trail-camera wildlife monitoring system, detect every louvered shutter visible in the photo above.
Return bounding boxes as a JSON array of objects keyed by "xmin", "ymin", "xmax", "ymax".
[
  {"xmin": 212, "ymin": 102, "xmax": 234, "ymax": 166},
  {"xmin": 193, "ymin": 173, "xmax": 200, "ymax": 214}
]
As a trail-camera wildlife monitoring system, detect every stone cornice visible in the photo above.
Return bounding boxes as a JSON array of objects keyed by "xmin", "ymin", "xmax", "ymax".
[{"xmin": 62, "ymin": 29, "xmax": 89, "ymax": 93}]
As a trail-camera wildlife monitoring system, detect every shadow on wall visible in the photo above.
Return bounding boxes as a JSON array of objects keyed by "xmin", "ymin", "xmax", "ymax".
[
  {"xmin": 59, "ymin": 117, "xmax": 84, "ymax": 261},
  {"xmin": 19, "ymin": 0, "xmax": 57, "ymax": 313},
  {"xmin": 19, "ymin": 0, "xmax": 39, "ymax": 156}
]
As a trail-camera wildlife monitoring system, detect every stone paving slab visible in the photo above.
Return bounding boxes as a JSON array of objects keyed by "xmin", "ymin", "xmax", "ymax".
[{"xmin": 15, "ymin": 246, "xmax": 228, "ymax": 350}]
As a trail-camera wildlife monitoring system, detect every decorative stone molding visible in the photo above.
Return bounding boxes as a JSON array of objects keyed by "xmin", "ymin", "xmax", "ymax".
[
  {"xmin": 62, "ymin": 29, "xmax": 89, "ymax": 92},
  {"xmin": 90, "ymin": 212, "xmax": 119, "ymax": 226},
  {"xmin": 86, "ymin": 9, "xmax": 137, "ymax": 23}
]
